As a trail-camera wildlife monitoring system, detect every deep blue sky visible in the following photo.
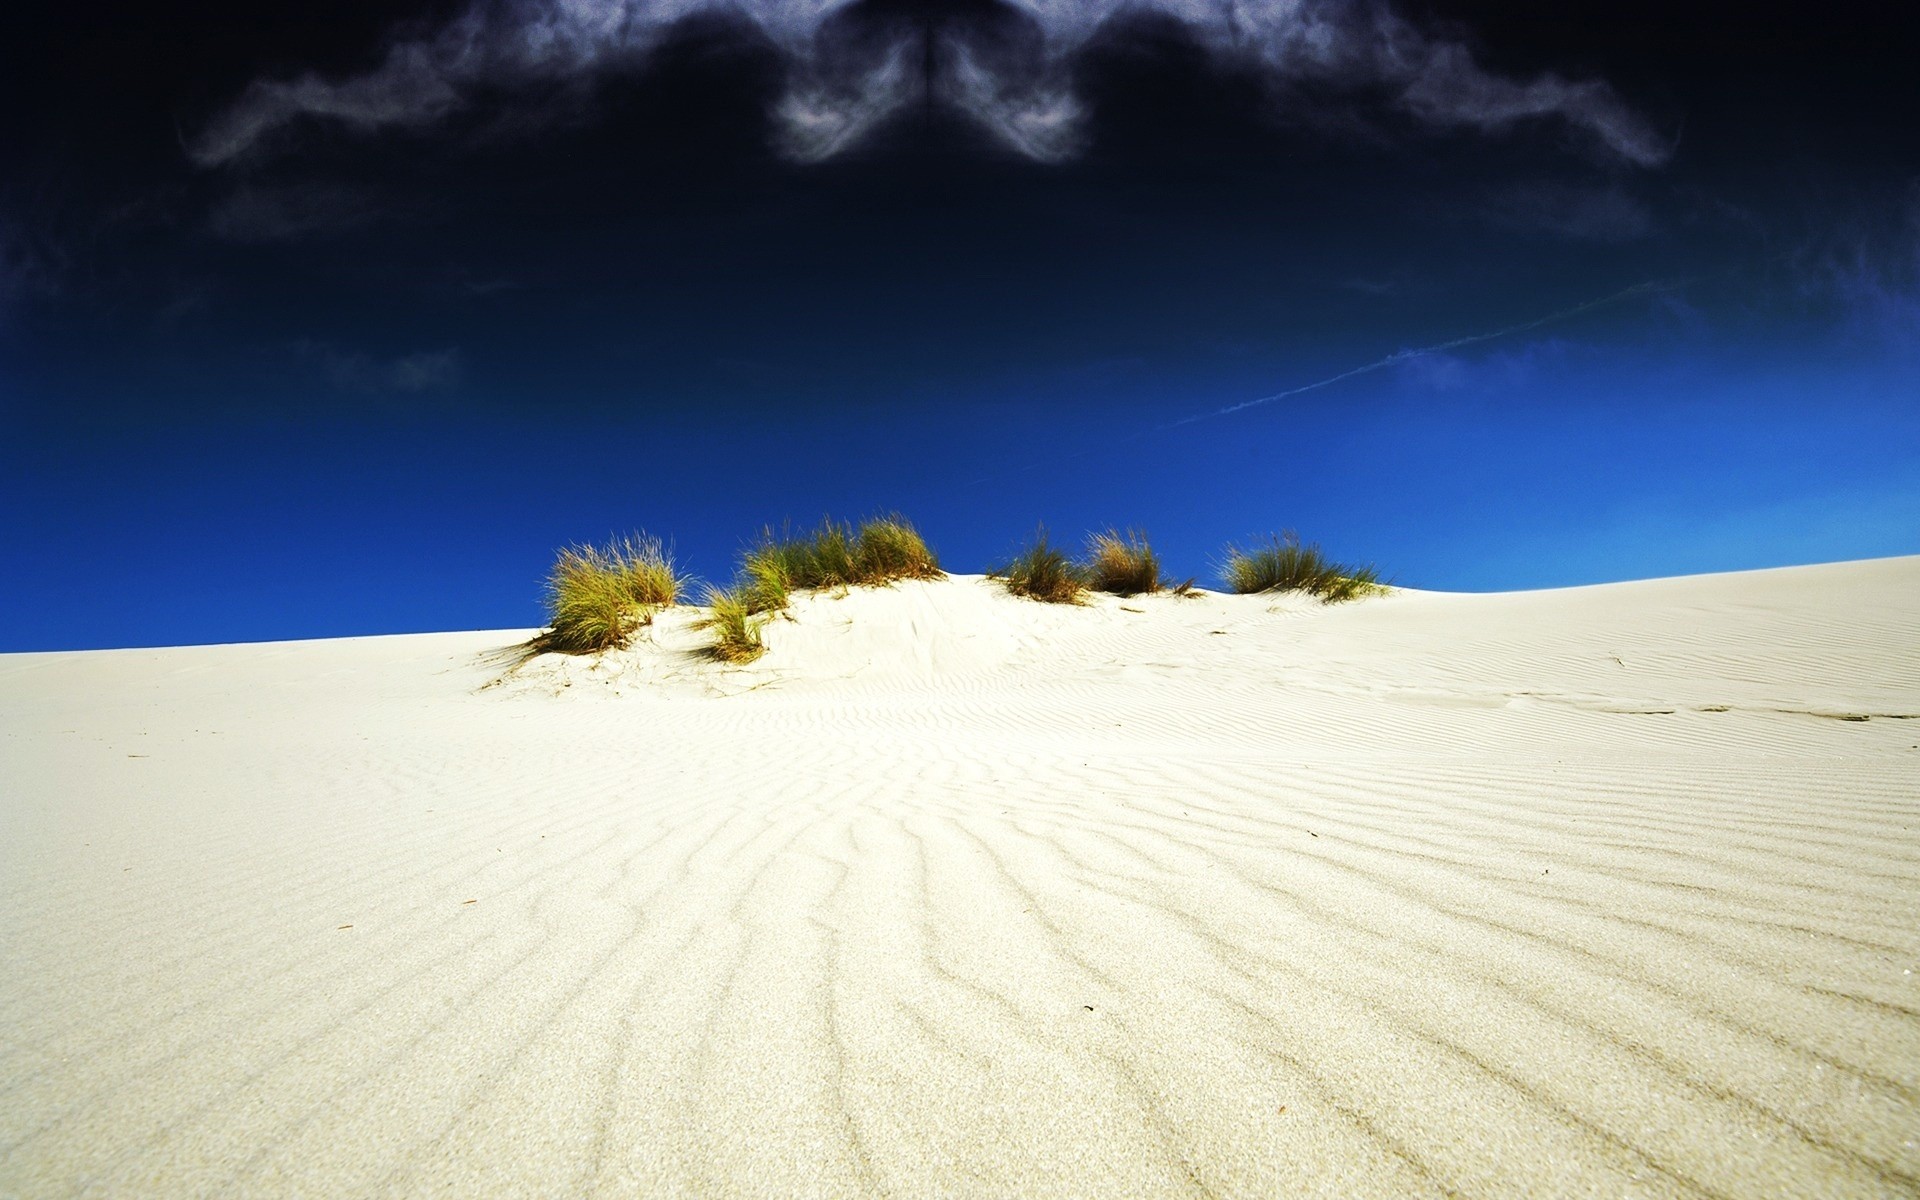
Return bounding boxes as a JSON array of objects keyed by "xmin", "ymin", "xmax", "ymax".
[{"xmin": 2, "ymin": 0, "xmax": 1916, "ymax": 650}]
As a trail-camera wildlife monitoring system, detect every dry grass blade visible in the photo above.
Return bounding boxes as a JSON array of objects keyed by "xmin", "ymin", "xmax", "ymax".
[{"xmin": 1084, "ymin": 528, "xmax": 1161, "ymax": 596}]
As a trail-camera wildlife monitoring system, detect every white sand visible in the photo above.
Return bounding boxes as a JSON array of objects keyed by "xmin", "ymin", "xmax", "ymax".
[{"xmin": 2, "ymin": 557, "xmax": 1917, "ymax": 1197}]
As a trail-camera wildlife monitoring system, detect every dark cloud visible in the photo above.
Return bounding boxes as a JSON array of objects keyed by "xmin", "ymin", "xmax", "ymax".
[
  {"xmin": 188, "ymin": 0, "xmax": 1670, "ymax": 169},
  {"xmin": 2, "ymin": 0, "xmax": 1911, "ymax": 415}
]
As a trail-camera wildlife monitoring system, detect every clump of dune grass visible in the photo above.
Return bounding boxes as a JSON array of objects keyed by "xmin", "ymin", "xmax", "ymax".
[
  {"xmin": 534, "ymin": 535, "xmax": 684, "ymax": 654},
  {"xmin": 854, "ymin": 514, "xmax": 942, "ymax": 582},
  {"xmin": 704, "ymin": 514, "xmax": 940, "ymax": 663},
  {"xmin": 696, "ymin": 585, "xmax": 767, "ymax": 663},
  {"xmin": 1222, "ymin": 532, "xmax": 1384, "ymax": 602},
  {"xmin": 992, "ymin": 527, "xmax": 1088, "ymax": 604},
  {"xmin": 739, "ymin": 535, "xmax": 798, "ymax": 612},
  {"xmin": 1084, "ymin": 528, "xmax": 1161, "ymax": 596},
  {"xmin": 739, "ymin": 515, "xmax": 941, "ymax": 610}
]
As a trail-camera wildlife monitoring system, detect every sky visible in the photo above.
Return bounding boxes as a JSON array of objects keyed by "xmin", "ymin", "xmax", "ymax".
[{"xmin": 1, "ymin": 0, "xmax": 1916, "ymax": 650}]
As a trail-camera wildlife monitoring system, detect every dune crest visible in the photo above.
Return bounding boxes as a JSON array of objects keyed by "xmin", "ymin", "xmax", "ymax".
[{"xmin": 3, "ymin": 558, "xmax": 1917, "ymax": 1197}]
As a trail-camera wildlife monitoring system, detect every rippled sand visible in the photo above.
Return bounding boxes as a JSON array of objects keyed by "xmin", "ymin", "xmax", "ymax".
[{"xmin": 3, "ymin": 558, "xmax": 1916, "ymax": 1197}]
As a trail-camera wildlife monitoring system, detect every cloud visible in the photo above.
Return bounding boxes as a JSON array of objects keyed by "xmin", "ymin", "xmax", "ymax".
[
  {"xmin": 1793, "ymin": 181, "xmax": 1920, "ymax": 355},
  {"xmin": 458, "ymin": 276, "xmax": 522, "ymax": 297},
  {"xmin": 0, "ymin": 213, "xmax": 66, "ymax": 315},
  {"xmin": 191, "ymin": 0, "xmax": 1669, "ymax": 169},
  {"xmin": 1835, "ymin": 194, "xmax": 1920, "ymax": 347},
  {"xmin": 1044, "ymin": 0, "xmax": 1671, "ymax": 165},
  {"xmin": 938, "ymin": 23, "xmax": 1083, "ymax": 160},
  {"xmin": 1476, "ymin": 181, "xmax": 1656, "ymax": 242},
  {"xmin": 774, "ymin": 32, "xmax": 920, "ymax": 162},
  {"xmin": 1384, "ymin": 35, "xmax": 1667, "ymax": 166},
  {"xmin": 1392, "ymin": 336, "xmax": 1573, "ymax": 394},
  {"xmin": 293, "ymin": 340, "xmax": 464, "ymax": 392},
  {"xmin": 1341, "ymin": 276, "xmax": 1405, "ymax": 297},
  {"xmin": 190, "ymin": 0, "xmax": 793, "ymax": 167},
  {"xmin": 153, "ymin": 282, "xmax": 215, "ymax": 331},
  {"xmin": 206, "ymin": 182, "xmax": 384, "ymax": 242}
]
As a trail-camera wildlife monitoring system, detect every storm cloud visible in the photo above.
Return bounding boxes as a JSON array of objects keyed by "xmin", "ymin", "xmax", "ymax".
[{"xmin": 190, "ymin": 0, "xmax": 1671, "ymax": 169}]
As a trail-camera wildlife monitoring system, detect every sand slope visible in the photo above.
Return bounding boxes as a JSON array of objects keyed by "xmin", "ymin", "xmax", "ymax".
[{"xmin": 2, "ymin": 557, "xmax": 1917, "ymax": 1198}]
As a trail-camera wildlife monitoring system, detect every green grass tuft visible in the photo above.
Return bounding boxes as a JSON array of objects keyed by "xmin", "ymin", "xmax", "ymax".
[
  {"xmin": 739, "ymin": 514, "xmax": 941, "ymax": 611},
  {"xmin": 1221, "ymin": 533, "xmax": 1384, "ymax": 602},
  {"xmin": 706, "ymin": 514, "xmax": 941, "ymax": 663},
  {"xmin": 992, "ymin": 527, "xmax": 1088, "ymax": 604},
  {"xmin": 696, "ymin": 585, "xmax": 768, "ymax": 663},
  {"xmin": 854, "ymin": 514, "xmax": 943, "ymax": 582},
  {"xmin": 1084, "ymin": 528, "xmax": 1161, "ymax": 596},
  {"xmin": 805, "ymin": 519, "xmax": 857, "ymax": 586},
  {"xmin": 739, "ymin": 533, "xmax": 800, "ymax": 612},
  {"xmin": 536, "ymin": 535, "xmax": 684, "ymax": 654}
]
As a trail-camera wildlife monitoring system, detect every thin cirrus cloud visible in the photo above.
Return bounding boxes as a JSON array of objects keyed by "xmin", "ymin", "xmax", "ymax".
[
  {"xmin": 1810, "ymin": 194, "xmax": 1920, "ymax": 353},
  {"xmin": 205, "ymin": 182, "xmax": 386, "ymax": 242},
  {"xmin": 1476, "ymin": 182, "xmax": 1657, "ymax": 243},
  {"xmin": 291, "ymin": 340, "xmax": 465, "ymax": 393},
  {"xmin": 0, "ymin": 215, "xmax": 65, "ymax": 311},
  {"xmin": 188, "ymin": 0, "xmax": 1672, "ymax": 170}
]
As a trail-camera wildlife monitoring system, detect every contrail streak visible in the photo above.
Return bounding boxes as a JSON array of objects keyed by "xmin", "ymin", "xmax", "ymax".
[
  {"xmin": 1161, "ymin": 276, "xmax": 1683, "ymax": 430},
  {"xmin": 957, "ymin": 274, "xmax": 1685, "ymax": 488}
]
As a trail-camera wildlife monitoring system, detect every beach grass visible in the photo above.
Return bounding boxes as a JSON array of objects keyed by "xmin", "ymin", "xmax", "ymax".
[
  {"xmin": 531, "ymin": 519, "xmax": 1382, "ymax": 664},
  {"xmin": 1222, "ymin": 533, "xmax": 1384, "ymax": 602},
  {"xmin": 740, "ymin": 515, "xmax": 941, "ymax": 610},
  {"xmin": 993, "ymin": 527, "xmax": 1089, "ymax": 604},
  {"xmin": 1084, "ymin": 529, "xmax": 1161, "ymax": 596},
  {"xmin": 696, "ymin": 585, "xmax": 768, "ymax": 663},
  {"xmin": 708, "ymin": 515, "xmax": 942, "ymax": 661},
  {"xmin": 535, "ymin": 535, "xmax": 684, "ymax": 654},
  {"xmin": 854, "ymin": 514, "xmax": 943, "ymax": 583}
]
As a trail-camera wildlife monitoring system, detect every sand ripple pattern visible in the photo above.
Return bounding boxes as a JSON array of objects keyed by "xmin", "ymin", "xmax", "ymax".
[{"xmin": 2, "ymin": 559, "xmax": 1917, "ymax": 1197}]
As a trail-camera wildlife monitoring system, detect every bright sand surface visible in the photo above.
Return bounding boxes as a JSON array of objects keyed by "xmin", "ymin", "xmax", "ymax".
[{"xmin": 2, "ymin": 558, "xmax": 1918, "ymax": 1198}]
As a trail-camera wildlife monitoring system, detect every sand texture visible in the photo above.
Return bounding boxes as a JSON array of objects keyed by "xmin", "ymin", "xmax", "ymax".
[{"xmin": 2, "ymin": 557, "xmax": 1917, "ymax": 1198}]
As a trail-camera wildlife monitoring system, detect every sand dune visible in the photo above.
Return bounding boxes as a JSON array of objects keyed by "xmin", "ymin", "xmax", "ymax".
[{"xmin": 2, "ymin": 557, "xmax": 1917, "ymax": 1197}]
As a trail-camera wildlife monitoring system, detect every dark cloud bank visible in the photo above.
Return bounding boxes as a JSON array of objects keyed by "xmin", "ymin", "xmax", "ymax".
[
  {"xmin": 187, "ymin": 0, "xmax": 1671, "ymax": 171},
  {"xmin": 3, "ymin": 0, "xmax": 1916, "ymax": 404}
]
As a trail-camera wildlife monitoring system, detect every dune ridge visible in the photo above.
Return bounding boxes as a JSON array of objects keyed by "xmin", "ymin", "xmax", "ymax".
[{"xmin": 2, "ymin": 557, "xmax": 1917, "ymax": 1197}]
